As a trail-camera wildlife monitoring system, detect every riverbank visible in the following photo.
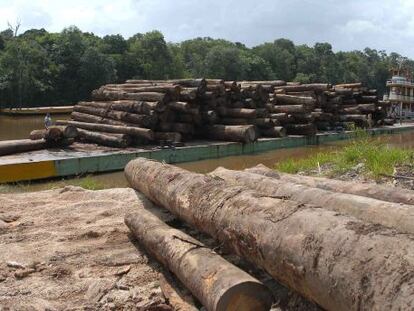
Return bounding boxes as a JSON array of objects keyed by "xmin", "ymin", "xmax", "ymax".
[{"xmin": 276, "ymin": 130, "xmax": 414, "ymax": 189}]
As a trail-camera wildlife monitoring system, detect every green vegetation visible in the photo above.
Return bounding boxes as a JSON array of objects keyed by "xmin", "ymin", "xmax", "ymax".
[
  {"xmin": 276, "ymin": 132, "xmax": 414, "ymax": 179},
  {"xmin": 69, "ymin": 176, "xmax": 105, "ymax": 190},
  {"xmin": 0, "ymin": 26, "xmax": 413, "ymax": 108}
]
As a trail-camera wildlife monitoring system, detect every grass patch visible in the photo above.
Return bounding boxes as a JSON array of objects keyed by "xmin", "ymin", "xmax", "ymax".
[
  {"xmin": 69, "ymin": 176, "xmax": 105, "ymax": 190},
  {"xmin": 276, "ymin": 131, "xmax": 414, "ymax": 179}
]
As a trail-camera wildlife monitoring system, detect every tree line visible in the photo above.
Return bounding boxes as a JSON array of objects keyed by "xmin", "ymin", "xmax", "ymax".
[{"xmin": 0, "ymin": 26, "xmax": 412, "ymax": 108}]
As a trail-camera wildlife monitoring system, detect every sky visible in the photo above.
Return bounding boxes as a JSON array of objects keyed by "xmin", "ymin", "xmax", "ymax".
[{"xmin": 0, "ymin": 0, "xmax": 413, "ymax": 57}]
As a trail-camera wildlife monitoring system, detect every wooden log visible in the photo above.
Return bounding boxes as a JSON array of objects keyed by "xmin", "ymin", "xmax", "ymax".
[
  {"xmin": 78, "ymin": 100, "xmax": 165, "ymax": 114},
  {"xmin": 205, "ymin": 125, "xmax": 258, "ymax": 143},
  {"xmin": 269, "ymin": 113, "xmax": 289, "ymax": 123},
  {"xmin": 125, "ymin": 209, "xmax": 272, "ymax": 311},
  {"xmin": 285, "ymin": 123, "xmax": 317, "ymax": 136},
  {"xmin": 246, "ymin": 164, "xmax": 414, "ymax": 205},
  {"xmin": 211, "ymin": 167, "xmax": 414, "ymax": 234},
  {"xmin": 71, "ymin": 111, "xmax": 127, "ymax": 126},
  {"xmin": 339, "ymin": 114, "xmax": 369, "ymax": 128},
  {"xmin": 287, "ymin": 113, "xmax": 315, "ymax": 124},
  {"xmin": 311, "ymin": 111, "xmax": 334, "ymax": 121},
  {"xmin": 125, "ymin": 158, "xmax": 414, "ymax": 311},
  {"xmin": 219, "ymin": 118, "xmax": 251, "ymax": 125},
  {"xmin": 274, "ymin": 94, "xmax": 316, "ymax": 106},
  {"xmin": 56, "ymin": 120, "xmax": 154, "ymax": 140},
  {"xmin": 358, "ymin": 96, "xmax": 378, "ymax": 104},
  {"xmin": 126, "ymin": 79, "xmax": 207, "ymax": 89},
  {"xmin": 29, "ymin": 126, "xmax": 78, "ymax": 142},
  {"xmin": 270, "ymin": 105, "xmax": 311, "ymax": 114},
  {"xmin": 77, "ymin": 129, "xmax": 131, "ymax": 148},
  {"xmin": 254, "ymin": 118, "xmax": 277, "ymax": 129},
  {"xmin": 274, "ymin": 83, "xmax": 330, "ymax": 93},
  {"xmin": 154, "ymin": 132, "xmax": 182, "ymax": 143},
  {"xmin": 334, "ymin": 82, "xmax": 362, "ymax": 89},
  {"xmin": 179, "ymin": 88, "xmax": 198, "ymax": 101},
  {"xmin": 74, "ymin": 106, "xmax": 158, "ymax": 129},
  {"xmin": 104, "ymin": 84, "xmax": 180, "ymax": 97},
  {"xmin": 92, "ymin": 90, "xmax": 171, "ymax": 103},
  {"xmin": 217, "ymin": 107, "xmax": 256, "ymax": 119},
  {"xmin": 0, "ymin": 139, "xmax": 48, "ymax": 156},
  {"xmin": 260, "ymin": 126, "xmax": 286, "ymax": 137},
  {"xmin": 332, "ymin": 88, "xmax": 354, "ymax": 96}
]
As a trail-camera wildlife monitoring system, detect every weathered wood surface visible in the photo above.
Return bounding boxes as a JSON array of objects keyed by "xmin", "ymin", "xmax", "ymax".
[
  {"xmin": 125, "ymin": 158, "xmax": 414, "ymax": 311},
  {"xmin": 125, "ymin": 209, "xmax": 272, "ymax": 311},
  {"xmin": 56, "ymin": 120, "xmax": 154, "ymax": 141},
  {"xmin": 245, "ymin": 164, "xmax": 414, "ymax": 205},
  {"xmin": 211, "ymin": 167, "xmax": 414, "ymax": 234},
  {"xmin": 77, "ymin": 129, "xmax": 131, "ymax": 148},
  {"xmin": 205, "ymin": 125, "xmax": 258, "ymax": 143}
]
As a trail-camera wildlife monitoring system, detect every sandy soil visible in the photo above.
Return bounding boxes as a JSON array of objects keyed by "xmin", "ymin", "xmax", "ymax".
[{"xmin": 0, "ymin": 186, "xmax": 319, "ymax": 311}]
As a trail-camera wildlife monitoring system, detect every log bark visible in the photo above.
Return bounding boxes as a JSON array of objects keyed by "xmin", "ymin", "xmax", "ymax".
[
  {"xmin": 77, "ymin": 129, "xmax": 131, "ymax": 148},
  {"xmin": 270, "ymin": 105, "xmax": 311, "ymax": 114},
  {"xmin": 274, "ymin": 83, "xmax": 330, "ymax": 93},
  {"xmin": 125, "ymin": 209, "xmax": 272, "ymax": 311},
  {"xmin": 274, "ymin": 94, "xmax": 316, "ymax": 106},
  {"xmin": 125, "ymin": 158, "xmax": 414, "ymax": 311},
  {"xmin": 205, "ymin": 125, "xmax": 258, "ymax": 143},
  {"xmin": 78, "ymin": 100, "xmax": 165, "ymax": 114},
  {"xmin": 74, "ymin": 106, "xmax": 158, "ymax": 129},
  {"xmin": 217, "ymin": 107, "xmax": 256, "ymax": 119},
  {"xmin": 126, "ymin": 79, "xmax": 207, "ymax": 88},
  {"xmin": 284, "ymin": 123, "xmax": 317, "ymax": 136},
  {"xmin": 334, "ymin": 83, "xmax": 362, "ymax": 89},
  {"xmin": 246, "ymin": 164, "xmax": 414, "ymax": 205},
  {"xmin": 260, "ymin": 126, "xmax": 286, "ymax": 138},
  {"xmin": 30, "ymin": 126, "xmax": 78, "ymax": 141},
  {"xmin": 0, "ymin": 139, "xmax": 48, "ymax": 156},
  {"xmin": 92, "ymin": 90, "xmax": 171, "ymax": 103},
  {"xmin": 56, "ymin": 120, "xmax": 154, "ymax": 141},
  {"xmin": 211, "ymin": 167, "xmax": 414, "ymax": 234},
  {"xmin": 72, "ymin": 111, "xmax": 128, "ymax": 126}
]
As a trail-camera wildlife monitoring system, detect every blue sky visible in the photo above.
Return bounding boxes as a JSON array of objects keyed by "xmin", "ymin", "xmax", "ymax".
[{"xmin": 1, "ymin": 0, "xmax": 413, "ymax": 57}]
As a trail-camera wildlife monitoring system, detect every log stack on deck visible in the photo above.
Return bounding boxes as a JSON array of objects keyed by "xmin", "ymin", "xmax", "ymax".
[{"xmin": 52, "ymin": 79, "xmax": 390, "ymax": 148}]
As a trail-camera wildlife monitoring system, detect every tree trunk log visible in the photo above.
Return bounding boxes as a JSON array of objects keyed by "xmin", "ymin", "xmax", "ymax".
[
  {"xmin": 0, "ymin": 139, "xmax": 48, "ymax": 156},
  {"xmin": 270, "ymin": 105, "xmax": 311, "ymax": 114},
  {"xmin": 78, "ymin": 100, "xmax": 165, "ymax": 114},
  {"xmin": 260, "ymin": 126, "xmax": 286, "ymax": 137},
  {"xmin": 246, "ymin": 164, "xmax": 414, "ymax": 205},
  {"xmin": 274, "ymin": 83, "xmax": 330, "ymax": 93},
  {"xmin": 125, "ymin": 158, "xmax": 414, "ymax": 311},
  {"xmin": 205, "ymin": 125, "xmax": 258, "ymax": 143},
  {"xmin": 217, "ymin": 107, "xmax": 256, "ymax": 119},
  {"xmin": 125, "ymin": 209, "xmax": 272, "ymax": 311},
  {"xmin": 92, "ymin": 90, "xmax": 171, "ymax": 103},
  {"xmin": 274, "ymin": 94, "xmax": 316, "ymax": 106},
  {"xmin": 77, "ymin": 129, "xmax": 131, "ymax": 148},
  {"xmin": 211, "ymin": 167, "xmax": 414, "ymax": 234},
  {"xmin": 56, "ymin": 120, "xmax": 154, "ymax": 141},
  {"xmin": 159, "ymin": 272, "xmax": 198, "ymax": 311},
  {"xmin": 284, "ymin": 123, "xmax": 317, "ymax": 136},
  {"xmin": 74, "ymin": 106, "xmax": 158, "ymax": 129},
  {"xmin": 30, "ymin": 126, "xmax": 78, "ymax": 141}
]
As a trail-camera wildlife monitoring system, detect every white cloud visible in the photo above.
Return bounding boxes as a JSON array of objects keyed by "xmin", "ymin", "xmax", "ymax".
[{"xmin": 0, "ymin": 0, "xmax": 413, "ymax": 57}]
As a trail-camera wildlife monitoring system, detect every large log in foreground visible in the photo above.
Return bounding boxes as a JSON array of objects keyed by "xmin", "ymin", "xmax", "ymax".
[
  {"xmin": 125, "ymin": 209, "xmax": 272, "ymax": 311},
  {"xmin": 210, "ymin": 167, "xmax": 414, "ymax": 234},
  {"xmin": 246, "ymin": 164, "xmax": 414, "ymax": 206},
  {"xmin": 245, "ymin": 164, "xmax": 414, "ymax": 205},
  {"xmin": 56, "ymin": 120, "xmax": 154, "ymax": 141},
  {"xmin": 125, "ymin": 158, "xmax": 414, "ymax": 311},
  {"xmin": 206, "ymin": 125, "xmax": 258, "ymax": 143}
]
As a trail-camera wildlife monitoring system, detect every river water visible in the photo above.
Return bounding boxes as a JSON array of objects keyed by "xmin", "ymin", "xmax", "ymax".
[{"xmin": 1, "ymin": 114, "xmax": 414, "ymax": 192}]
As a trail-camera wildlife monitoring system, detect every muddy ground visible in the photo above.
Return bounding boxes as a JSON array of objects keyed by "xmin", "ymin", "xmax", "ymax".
[{"xmin": 0, "ymin": 186, "xmax": 319, "ymax": 311}]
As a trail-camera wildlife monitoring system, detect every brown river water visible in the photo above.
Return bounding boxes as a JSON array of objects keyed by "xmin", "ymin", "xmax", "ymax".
[{"xmin": 1, "ymin": 114, "xmax": 414, "ymax": 192}]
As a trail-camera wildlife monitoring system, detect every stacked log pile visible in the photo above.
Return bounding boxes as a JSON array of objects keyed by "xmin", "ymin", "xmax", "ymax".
[
  {"xmin": 51, "ymin": 79, "xmax": 390, "ymax": 148},
  {"xmin": 124, "ymin": 158, "xmax": 414, "ymax": 311}
]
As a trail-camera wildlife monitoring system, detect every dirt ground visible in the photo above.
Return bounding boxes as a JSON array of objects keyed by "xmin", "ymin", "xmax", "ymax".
[{"xmin": 0, "ymin": 186, "xmax": 319, "ymax": 311}]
